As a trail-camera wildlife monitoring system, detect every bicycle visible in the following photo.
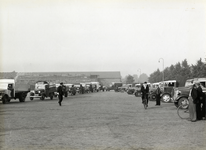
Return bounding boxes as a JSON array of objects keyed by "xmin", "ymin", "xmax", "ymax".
[
  {"xmin": 143, "ymin": 98, "xmax": 148, "ymax": 109},
  {"xmin": 177, "ymin": 103, "xmax": 189, "ymax": 119}
]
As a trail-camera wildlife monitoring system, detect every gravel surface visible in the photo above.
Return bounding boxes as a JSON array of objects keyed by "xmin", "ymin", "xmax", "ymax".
[{"xmin": 0, "ymin": 91, "xmax": 206, "ymax": 150}]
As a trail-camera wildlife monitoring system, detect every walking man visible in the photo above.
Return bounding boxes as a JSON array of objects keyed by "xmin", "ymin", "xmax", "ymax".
[
  {"xmin": 57, "ymin": 82, "xmax": 64, "ymax": 106},
  {"xmin": 141, "ymin": 82, "xmax": 149, "ymax": 106}
]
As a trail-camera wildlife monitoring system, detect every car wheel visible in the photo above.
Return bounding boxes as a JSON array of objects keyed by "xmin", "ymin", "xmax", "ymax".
[
  {"xmin": 149, "ymin": 94, "xmax": 156, "ymax": 101},
  {"xmin": 40, "ymin": 95, "xmax": 45, "ymax": 100},
  {"xmin": 178, "ymin": 97, "xmax": 189, "ymax": 109},
  {"xmin": 30, "ymin": 92, "xmax": 34, "ymax": 100},
  {"xmin": 161, "ymin": 93, "xmax": 171, "ymax": 103}
]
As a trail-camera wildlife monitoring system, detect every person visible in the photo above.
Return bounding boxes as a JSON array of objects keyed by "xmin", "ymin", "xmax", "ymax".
[
  {"xmin": 79, "ymin": 84, "xmax": 83, "ymax": 94},
  {"xmin": 57, "ymin": 82, "xmax": 64, "ymax": 106},
  {"xmin": 196, "ymin": 82, "xmax": 204, "ymax": 120},
  {"xmin": 155, "ymin": 85, "xmax": 161, "ymax": 106},
  {"xmin": 188, "ymin": 83, "xmax": 198, "ymax": 122},
  {"xmin": 89, "ymin": 84, "xmax": 93, "ymax": 93},
  {"xmin": 71, "ymin": 85, "xmax": 76, "ymax": 95},
  {"xmin": 141, "ymin": 82, "xmax": 149, "ymax": 106}
]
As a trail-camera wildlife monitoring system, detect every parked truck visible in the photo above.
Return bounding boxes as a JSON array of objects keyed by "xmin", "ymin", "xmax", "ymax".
[
  {"xmin": 0, "ymin": 79, "xmax": 30, "ymax": 104},
  {"xmin": 29, "ymin": 81, "xmax": 57, "ymax": 100}
]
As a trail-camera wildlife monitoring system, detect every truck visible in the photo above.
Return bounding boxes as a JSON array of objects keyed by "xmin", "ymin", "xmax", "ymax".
[
  {"xmin": 29, "ymin": 81, "xmax": 57, "ymax": 100},
  {"xmin": 0, "ymin": 79, "xmax": 30, "ymax": 104}
]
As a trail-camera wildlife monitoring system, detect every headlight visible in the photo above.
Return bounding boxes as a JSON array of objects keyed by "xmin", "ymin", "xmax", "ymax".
[{"xmin": 177, "ymin": 90, "xmax": 181, "ymax": 95}]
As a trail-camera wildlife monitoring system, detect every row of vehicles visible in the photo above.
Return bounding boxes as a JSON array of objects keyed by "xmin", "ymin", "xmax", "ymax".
[
  {"xmin": 118, "ymin": 78, "xmax": 206, "ymax": 107},
  {"xmin": 0, "ymin": 77, "xmax": 106, "ymax": 104}
]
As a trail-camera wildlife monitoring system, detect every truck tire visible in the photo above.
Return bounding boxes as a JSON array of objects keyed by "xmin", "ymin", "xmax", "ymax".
[
  {"xmin": 19, "ymin": 92, "xmax": 26, "ymax": 102},
  {"xmin": 2, "ymin": 95, "xmax": 10, "ymax": 104}
]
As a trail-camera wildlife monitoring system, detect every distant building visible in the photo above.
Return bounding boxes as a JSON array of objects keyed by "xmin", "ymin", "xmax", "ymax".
[{"xmin": 0, "ymin": 71, "xmax": 121, "ymax": 87}]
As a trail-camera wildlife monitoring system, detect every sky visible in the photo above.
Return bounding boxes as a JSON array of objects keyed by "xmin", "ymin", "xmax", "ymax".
[{"xmin": 0, "ymin": 0, "xmax": 206, "ymax": 77}]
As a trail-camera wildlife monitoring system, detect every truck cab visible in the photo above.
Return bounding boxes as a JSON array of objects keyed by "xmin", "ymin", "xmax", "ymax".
[{"xmin": 0, "ymin": 79, "xmax": 30, "ymax": 104}]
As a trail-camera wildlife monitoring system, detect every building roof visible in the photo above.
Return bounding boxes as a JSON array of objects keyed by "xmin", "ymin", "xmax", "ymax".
[{"xmin": 18, "ymin": 71, "xmax": 121, "ymax": 79}]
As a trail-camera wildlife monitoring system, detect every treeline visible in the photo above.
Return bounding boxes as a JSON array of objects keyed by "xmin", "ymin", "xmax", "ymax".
[{"xmin": 148, "ymin": 58, "xmax": 206, "ymax": 86}]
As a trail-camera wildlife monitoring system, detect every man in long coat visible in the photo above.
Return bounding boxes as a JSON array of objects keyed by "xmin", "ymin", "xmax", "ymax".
[
  {"xmin": 141, "ymin": 82, "xmax": 149, "ymax": 106},
  {"xmin": 57, "ymin": 82, "xmax": 64, "ymax": 106}
]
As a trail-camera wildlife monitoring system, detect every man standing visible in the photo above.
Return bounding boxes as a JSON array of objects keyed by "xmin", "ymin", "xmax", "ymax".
[
  {"xmin": 155, "ymin": 85, "xmax": 161, "ymax": 106},
  {"xmin": 196, "ymin": 82, "xmax": 204, "ymax": 120},
  {"xmin": 188, "ymin": 83, "xmax": 197, "ymax": 122},
  {"xmin": 57, "ymin": 82, "xmax": 64, "ymax": 106}
]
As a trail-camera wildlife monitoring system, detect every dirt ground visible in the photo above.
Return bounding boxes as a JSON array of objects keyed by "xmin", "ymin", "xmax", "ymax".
[{"xmin": 0, "ymin": 91, "xmax": 206, "ymax": 150}]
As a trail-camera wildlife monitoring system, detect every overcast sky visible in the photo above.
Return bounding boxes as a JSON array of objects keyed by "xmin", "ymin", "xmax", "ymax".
[{"xmin": 1, "ymin": 0, "xmax": 206, "ymax": 77}]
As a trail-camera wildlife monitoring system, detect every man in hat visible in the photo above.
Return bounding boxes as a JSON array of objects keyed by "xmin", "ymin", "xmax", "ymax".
[
  {"xmin": 141, "ymin": 82, "xmax": 149, "ymax": 106},
  {"xmin": 196, "ymin": 82, "xmax": 204, "ymax": 120},
  {"xmin": 57, "ymin": 82, "xmax": 64, "ymax": 106}
]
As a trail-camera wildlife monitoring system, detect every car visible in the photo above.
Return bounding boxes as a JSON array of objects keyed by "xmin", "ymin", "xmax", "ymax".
[{"xmin": 173, "ymin": 78, "xmax": 206, "ymax": 108}]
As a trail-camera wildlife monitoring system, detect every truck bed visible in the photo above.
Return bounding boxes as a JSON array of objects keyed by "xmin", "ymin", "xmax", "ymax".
[{"xmin": 15, "ymin": 83, "xmax": 30, "ymax": 92}]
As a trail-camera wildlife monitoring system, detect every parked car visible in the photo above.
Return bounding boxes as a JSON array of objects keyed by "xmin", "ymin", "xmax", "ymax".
[
  {"xmin": 149, "ymin": 80, "xmax": 177, "ymax": 103},
  {"xmin": 173, "ymin": 78, "xmax": 206, "ymax": 108}
]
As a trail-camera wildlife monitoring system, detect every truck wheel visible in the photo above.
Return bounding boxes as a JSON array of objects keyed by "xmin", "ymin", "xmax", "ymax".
[
  {"xmin": 161, "ymin": 93, "xmax": 171, "ymax": 103},
  {"xmin": 30, "ymin": 93, "xmax": 34, "ymax": 100},
  {"xmin": 19, "ymin": 93, "xmax": 26, "ymax": 102},
  {"xmin": 2, "ymin": 95, "xmax": 10, "ymax": 104}
]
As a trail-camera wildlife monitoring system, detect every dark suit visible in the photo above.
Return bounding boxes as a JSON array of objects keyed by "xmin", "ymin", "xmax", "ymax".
[
  {"xmin": 155, "ymin": 87, "xmax": 161, "ymax": 105},
  {"xmin": 189, "ymin": 86, "xmax": 198, "ymax": 121},
  {"xmin": 196, "ymin": 86, "xmax": 203, "ymax": 120},
  {"xmin": 141, "ymin": 84, "xmax": 149, "ymax": 104},
  {"xmin": 57, "ymin": 85, "xmax": 63, "ymax": 105}
]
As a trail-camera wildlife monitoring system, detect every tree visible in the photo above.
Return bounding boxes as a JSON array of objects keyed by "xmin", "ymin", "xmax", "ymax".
[
  {"xmin": 149, "ymin": 58, "xmax": 205, "ymax": 86},
  {"xmin": 126, "ymin": 75, "xmax": 135, "ymax": 84},
  {"xmin": 192, "ymin": 58, "xmax": 206, "ymax": 77}
]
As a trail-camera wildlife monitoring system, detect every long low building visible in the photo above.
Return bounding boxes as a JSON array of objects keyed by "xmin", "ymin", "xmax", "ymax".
[{"xmin": 0, "ymin": 71, "xmax": 122, "ymax": 87}]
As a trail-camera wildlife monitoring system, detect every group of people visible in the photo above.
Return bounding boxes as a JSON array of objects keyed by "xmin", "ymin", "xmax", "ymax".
[
  {"xmin": 140, "ymin": 82, "xmax": 161, "ymax": 107},
  {"xmin": 188, "ymin": 82, "xmax": 206, "ymax": 122}
]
